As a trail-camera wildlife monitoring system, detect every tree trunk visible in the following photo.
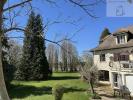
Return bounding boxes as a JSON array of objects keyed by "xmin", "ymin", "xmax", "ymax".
[
  {"xmin": 0, "ymin": 1, "xmax": 10, "ymax": 100},
  {"xmin": 89, "ymin": 81, "xmax": 95, "ymax": 94}
]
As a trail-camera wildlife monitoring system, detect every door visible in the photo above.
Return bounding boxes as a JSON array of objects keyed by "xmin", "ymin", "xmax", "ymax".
[
  {"xmin": 113, "ymin": 73, "xmax": 118, "ymax": 87},
  {"xmin": 126, "ymin": 75, "xmax": 133, "ymax": 95}
]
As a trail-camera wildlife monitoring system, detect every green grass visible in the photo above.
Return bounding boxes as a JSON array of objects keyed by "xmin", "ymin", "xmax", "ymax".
[{"xmin": 9, "ymin": 72, "xmax": 91, "ymax": 100}]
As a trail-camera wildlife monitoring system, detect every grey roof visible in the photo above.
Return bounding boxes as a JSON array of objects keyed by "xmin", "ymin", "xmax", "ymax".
[{"xmin": 91, "ymin": 26, "xmax": 133, "ymax": 52}]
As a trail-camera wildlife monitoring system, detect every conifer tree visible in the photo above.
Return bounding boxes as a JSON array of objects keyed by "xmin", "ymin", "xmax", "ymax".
[
  {"xmin": 30, "ymin": 14, "xmax": 50, "ymax": 80},
  {"xmin": 15, "ymin": 12, "xmax": 50, "ymax": 80},
  {"xmin": 99, "ymin": 28, "xmax": 111, "ymax": 43},
  {"xmin": 15, "ymin": 12, "xmax": 35, "ymax": 80}
]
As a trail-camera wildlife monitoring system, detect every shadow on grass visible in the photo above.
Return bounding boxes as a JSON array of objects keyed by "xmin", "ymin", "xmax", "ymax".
[
  {"xmin": 8, "ymin": 84, "xmax": 52, "ymax": 99},
  {"xmin": 9, "ymin": 84, "xmax": 86, "ymax": 99},
  {"xmin": 64, "ymin": 87, "xmax": 87, "ymax": 93},
  {"xmin": 49, "ymin": 76, "xmax": 80, "ymax": 80}
]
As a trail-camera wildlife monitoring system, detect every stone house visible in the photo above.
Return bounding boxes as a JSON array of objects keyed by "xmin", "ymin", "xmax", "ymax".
[{"xmin": 91, "ymin": 26, "xmax": 133, "ymax": 95}]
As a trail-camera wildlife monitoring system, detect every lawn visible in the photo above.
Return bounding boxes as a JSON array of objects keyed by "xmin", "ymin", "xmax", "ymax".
[{"xmin": 8, "ymin": 72, "xmax": 91, "ymax": 100}]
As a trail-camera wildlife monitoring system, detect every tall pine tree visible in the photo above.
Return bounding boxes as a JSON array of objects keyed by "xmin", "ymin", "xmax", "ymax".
[
  {"xmin": 15, "ymin": 12, "xmax": 50, "ymax": 80},
  {"xmin": 30, "ymin": 14, "xmax": 50, "ymax": 80}
]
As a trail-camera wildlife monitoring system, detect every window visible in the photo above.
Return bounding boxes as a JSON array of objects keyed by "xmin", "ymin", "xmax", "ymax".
[
  {"xmin": 114, "ymin": 53, "xmax": 129, "ymax": 61},
  {"xmin": 117, "ymin": 35, "xmax": 126, "ymax": 44},
  {"xmin": 113, "ymin": 73, "xmax": 118, "ymax": 87},
  {"xmin": 99, "ymin": 70, "xmax": 109, "ymax": 81},
  {"xmin": 123, "ymin": 64, "xmax": 129, "ymax": 68},
  {"xmin": 100, "ymin": 54, "xmax": 105, "ymax": 61}
]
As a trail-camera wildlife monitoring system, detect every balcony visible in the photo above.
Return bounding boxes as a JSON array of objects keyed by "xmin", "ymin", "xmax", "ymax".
[{"xmin": 110, "ymin": 61, "xmax": 133, "ymax": 71}]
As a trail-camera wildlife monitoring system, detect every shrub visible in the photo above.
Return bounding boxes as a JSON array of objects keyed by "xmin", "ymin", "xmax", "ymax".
[{"xmin": 52, "ymin": 85, "xmax": 64, "ymax": 100}]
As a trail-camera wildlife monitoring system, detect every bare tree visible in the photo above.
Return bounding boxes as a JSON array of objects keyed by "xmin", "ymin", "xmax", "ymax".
[
  {"xmin": 46, "ymin": 43, "xmax": 59, "ymax": 71},
  {"xmin": 81, "ymin": 50, "xmax": 93, "ymax": 66},
  {"xmin": 46, "ymin": 43, "xmax": 55, "ymax": 70},
  {"xmin": 60, "ymin": 39, "xmax": 79, "ymax": 72},
  {"xmin": 80, "ymin": 51, "xmax": 99, "ymax": 97},
  {"xmin": 67, "ymin": 41, "xmax": 79, "ymax": 72},
  {"xmin": 54, "ymin": 46, "xmax": 59, "ymax": 71},
  {"xmin": 8, "ymin": 40, "xmax": 22, "ymax": 68},
  {"xmin": 80, "ymin": 65, "xmax": 98, "ymax": 95},
  {"xmin": 60, "ymin": 40, "xmax": 68, "ymax": 71},
  {"xmin": 80, "ymin": 51, "xmax": 96, "ymax": 93},
  {"xmin": 0, "ymin": 0, "xmax": 102, "ymax": 99}
]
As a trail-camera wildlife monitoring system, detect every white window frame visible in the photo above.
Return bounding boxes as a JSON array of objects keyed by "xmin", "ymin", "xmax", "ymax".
[{"xmin": 117, "ymin": 35, "xmax": 126, "ymax": 44}]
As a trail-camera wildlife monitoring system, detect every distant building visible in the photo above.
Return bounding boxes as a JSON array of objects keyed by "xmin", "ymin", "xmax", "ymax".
[{"xmin": 91, "ymin": 26, "xmax": 133, "ymax": 95}]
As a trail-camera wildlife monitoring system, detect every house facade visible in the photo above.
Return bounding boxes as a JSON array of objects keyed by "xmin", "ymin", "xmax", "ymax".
[{"xmin": 91, "ymin": 26, "xmax": 133, "ymax": 95}]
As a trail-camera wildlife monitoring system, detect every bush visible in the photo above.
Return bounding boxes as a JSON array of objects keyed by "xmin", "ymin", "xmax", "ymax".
[{"xmin": 52, "ymin": 85, "xmax": 64, "ymax": 100}]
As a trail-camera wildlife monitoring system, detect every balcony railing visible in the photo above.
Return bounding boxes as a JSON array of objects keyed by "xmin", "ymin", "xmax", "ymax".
[{"xmin": 110, "ymin": 61, "xmax": 133, "ymax": 71}]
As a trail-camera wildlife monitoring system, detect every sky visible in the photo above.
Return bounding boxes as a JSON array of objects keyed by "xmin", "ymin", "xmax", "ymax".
[{"xmin": 6, "ymin": 0, "xmax": 133, "ymax": 55}]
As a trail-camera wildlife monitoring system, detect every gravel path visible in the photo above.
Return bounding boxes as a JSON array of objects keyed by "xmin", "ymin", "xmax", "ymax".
[{"xmin": 94, "ymin": 84, "xmax": 128, "ymax": 100}]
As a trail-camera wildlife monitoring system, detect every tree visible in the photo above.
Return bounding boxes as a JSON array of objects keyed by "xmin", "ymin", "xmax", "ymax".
[
  {"xmin": 46, "ymin": 43, "xmax": 55, "ymax": 70},
  {"xmin": 15, "ymin": 12, "xmax": 36, "ymax": 80},
  {"xmin": 67, "ymin": 41, "xmax": 79, "ymax": 72},
  {"xmin": 46, "ymin": 43, "xmax": 59, "ymax": 71},
  {"xmin": 0, "ymin": 0, "xmax": 101, "ymax": 99},
  {"xmin": 2, "ymin": 33, "xmax": 14, "ymax": 87},
  {"xmin": 60, "ymin": 40, "xmax": 68, "ymax": 71},
  {"xmin": 54, "ymin": 48, "xmax": 59, "ymax": 71},
  {"xmin": 31, "ymin": 13, "xmax": 50, "ymax": 80},
  {"xmin": 7, "ymin": 40, "xmax": 22, "ymax": 80},
  {"xmin": 60, "ymin": 39, "xmax": 79, "ymax": 72},
  {"xmin": 81, "ymin": 50, "xmax": 93, "ymax": 66},
  {"xmin": 80, "ymin": 65, "xmax": 99, "ymax": 97},
  {"xmin": 99, "ymin": 28, "xmax": 111, "ymax": 43},
  {"xmin": 80, "ymin": 51, "xmax": 99, "ymax": 97},
  {"xmin": 16, "ymin": 12, "xmax": 50, "ymax": 80},
  {"xmin": 8, "ymin": 40, "xmax": 22, "ymax": 67}
]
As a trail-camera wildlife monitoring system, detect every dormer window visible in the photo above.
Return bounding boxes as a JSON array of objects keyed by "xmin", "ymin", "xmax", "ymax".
[
  {"xmin": 117, "ymin": 35, "xmax": 125, "ymax": 44},
  {"xmin": 116, "ymin": 35, "xmax": 127, "ymax": 44}
]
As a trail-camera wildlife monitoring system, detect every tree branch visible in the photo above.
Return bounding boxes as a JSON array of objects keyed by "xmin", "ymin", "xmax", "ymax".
[
  {"xmin": 4, "ymin": 27, "xmax": 26, "ymax": 33},
  {"xmin": 3, "ymin": 0, "xmax": 32, "ymax": 12},
  {"xmin": 68, "ymin": 0, "xmax": 100, "ymax": 18},
  {"xmin": 3, "ymin": 26, "xmax": 70, "ymax": 52}
]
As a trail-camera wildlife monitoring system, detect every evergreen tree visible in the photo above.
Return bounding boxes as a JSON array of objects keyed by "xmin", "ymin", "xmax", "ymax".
[
  {"xmin": 100, "ymin": 28, "xmax": 111, "ymax": 43},
  {"xmin": 30, "ymin": 14, "xmax": 50, "ymax": 80},
  {"xmin": 15, "ymin": 12, "xmax": 36, "ymax": 80},
  {"xmin": 16, "ymin": 12, "xmax": 50, "ymax": 80}
]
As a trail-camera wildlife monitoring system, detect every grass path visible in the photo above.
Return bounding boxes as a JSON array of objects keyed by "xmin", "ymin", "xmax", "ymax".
[{"xmin": 9, "ymin": 72, "xmax": 90, "ymax": 100}]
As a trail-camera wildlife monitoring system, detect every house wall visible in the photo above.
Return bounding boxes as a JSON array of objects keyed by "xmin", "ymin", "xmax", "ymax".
[
  {"xmin": 110, "ymin": 71, "xmax": 127, "ymax": 87},
  {"xmin": 93, "ymin": 48, "xmax": 133, "ymax": 84},
  {"xmin": 94, "ymin": 52, "xmax": 113, "ymax": 83},
  {"xmin": 129, "ymin": 53, "xmax": 133, "ymax": 61},
  {"xmin": 92, "ymin": 35, "xmax": 133, "ymax": 94},
  {"xmin": 93, "ymin": 47, "xmax": 133, "ymax": 70},
  {"xmin": 93, "ymin": 53, "xmax": 113, "ymax": 71}
]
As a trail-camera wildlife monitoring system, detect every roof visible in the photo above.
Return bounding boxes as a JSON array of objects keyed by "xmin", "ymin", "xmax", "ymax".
[
  {"xmin": 91, "ymin": 26, "xmax": 133, "ymax": 52},
  {"xmin": 113, "ymin": 25, "xmax": 133, "ymax": 34}
]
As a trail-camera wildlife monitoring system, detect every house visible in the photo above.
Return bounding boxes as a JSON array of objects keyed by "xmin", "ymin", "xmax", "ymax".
[{"xmin": 91, "ymin": 26, "xmax": 133, "ymax": 96}]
